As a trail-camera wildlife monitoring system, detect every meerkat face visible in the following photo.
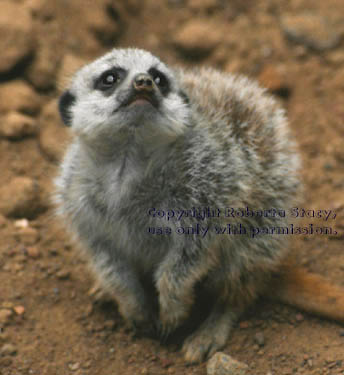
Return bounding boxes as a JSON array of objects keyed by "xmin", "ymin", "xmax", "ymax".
[{"xmin": 59, "ymin": 48, "xmax": 191, "ymax": 145}]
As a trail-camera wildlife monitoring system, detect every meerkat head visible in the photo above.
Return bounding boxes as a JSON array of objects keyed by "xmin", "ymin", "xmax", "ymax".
[{"xmin": 58, "ymin": 48, "xmax": 191, "ymax": 148}]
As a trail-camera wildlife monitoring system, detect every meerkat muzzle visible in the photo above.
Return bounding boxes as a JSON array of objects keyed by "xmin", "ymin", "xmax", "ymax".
[{"xmin": 133, "ymin": 73, "xmax": 154, "ymax": 92}]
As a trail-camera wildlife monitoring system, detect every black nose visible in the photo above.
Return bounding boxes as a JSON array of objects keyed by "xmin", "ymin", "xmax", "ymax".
[{"xmin": 133, "ymin": 74, "xmax": 154, "ymax": 92}]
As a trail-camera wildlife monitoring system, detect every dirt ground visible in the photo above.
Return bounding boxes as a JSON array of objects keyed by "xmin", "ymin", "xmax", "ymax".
[{"xmin": 0, "ymin": 0, "xmax": 344, "ymax": 374}]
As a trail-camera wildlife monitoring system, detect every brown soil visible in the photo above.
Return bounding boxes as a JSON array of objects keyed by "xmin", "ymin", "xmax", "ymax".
[{"xmin": 0, "ymin": 1, "xmax": 344, "ymax": 374}]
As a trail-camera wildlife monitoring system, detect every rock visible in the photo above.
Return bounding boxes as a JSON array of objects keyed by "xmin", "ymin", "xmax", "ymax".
[
  {"xmin": 0, "ymin": 176, "xmax": 44, "ymax": 219},
  {"xmin": 13, "ymin": 306, "xmax": 25, "ymax": 316},
  {"xmin": 207, "ymin": 352, "xmax": 249, "ymax": 375},
  {"xmin": 27, "ymin": 246, "xmax": 40, "ymax": 258},
  {"xmin": 68, "ymin": 362, "xmax": 80, "ymax": 371},
  {"xmin": 57, "ymin": 54, "xmax": 88, "ymax": 89},
  {"xmin": 0, "ymin": 215, "xmax": 8, "ymax": 228},
  {"xmin": 0, "ymin": 309, "xmax": 13, "ymax": 325},
  {"xmin": 56, "ymin": 270, "xmax": 70, "ymax": 280},
  {"xmin": 295, "ymin": 313, "xmax": 304, "ymax": 322},
  {"xmin": 254, "ymin": 332, "xmax": 265, "ymax": 347},
  {"xmin": 16, "ymin": 226, "xmax": 40, "ymax": 245},
  {"xmin": 188, "ymin": 0, "xmax": 220, "ymax": 11},
  {"xmin": 1, "ymin": 344, "xmax": 17, "ymax": 356},
  {"xmin": 0, "ymin": 2, "xmax": 35, "ymax": 73},
  {"xmin": 0, "ymin": 112, "xmax": 38, "ymax": 139},
  {"xmin": 0, "ymin": 81, "xmax": 41, "ymax": 116},
  {"xmin": 173, "ymin": 20, "xmax": 223, "ymax": 58},
  {"xmin": 257, "ymin": 65, "xmax": 289, "ymax": 97},
  {"xmin": 26, "ymin": 20, "xmax": 64, "ymax": 90},
  {"xmin": 14, "ymin": 219, "xmax": 29, "ymax": 228},
  {"xmin": 280, "ymin": 13, "xmax": 342, "ymax": 52},
  {"xmin": 85, "ymin": 4, "xmax": 122, "ymax": 47},
  {"xmin": 39, "ymin": 100, "xmax": 71, "ymax": 162}
]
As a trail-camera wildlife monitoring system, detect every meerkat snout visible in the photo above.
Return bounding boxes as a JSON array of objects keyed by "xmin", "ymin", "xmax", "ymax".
[{"xmin": 133, "ymin": 73, "xmax": 154, "ymax": 91}]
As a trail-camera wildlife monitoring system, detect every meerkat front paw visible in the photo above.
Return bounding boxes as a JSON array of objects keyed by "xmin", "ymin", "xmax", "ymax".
[{"xmin": 182, "ymin": 304, "xmax": 235, "ymax": 363}]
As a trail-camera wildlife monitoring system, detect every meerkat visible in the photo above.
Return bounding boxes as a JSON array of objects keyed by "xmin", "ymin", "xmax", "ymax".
[{"xmin": 55, "ymin": 48, "xmax": 344, "ymax": 363}]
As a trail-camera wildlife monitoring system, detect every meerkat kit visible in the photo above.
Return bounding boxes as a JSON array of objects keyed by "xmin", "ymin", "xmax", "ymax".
[{"xmin": 55, "ymin": 48, "xmax": 344, "ymax": 363}]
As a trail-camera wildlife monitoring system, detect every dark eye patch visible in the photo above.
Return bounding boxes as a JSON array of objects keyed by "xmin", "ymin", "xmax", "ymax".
[
  {"xmin": 148, "ymin": 67, "xmax": 170, "ymax": 96},
  {"xmin": 94, "ymin": 67, "xmax": 127, "ymax": 91},
  {"xmin": 58, "ymin": 90, "xmax": 76, "ymax": 127},
  {"xmin": 178, "ymin": 90, "xmax": 190, "ymax": 105}
]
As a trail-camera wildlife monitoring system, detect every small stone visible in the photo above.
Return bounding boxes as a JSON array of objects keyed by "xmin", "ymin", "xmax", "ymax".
[
  {"xmin": 239, "ymin": 321, "xmax": 250, "ymax": 329},
  {"xmin": 16, "ymin": 227, "xmax": 40, "ymax": 245},
  {"xmin": 82, "ymin": 360, "xmax": 92, "ymax": 369},
  {"xmin": 13, "ymin": 306, "xmax": 25, "ymax": 315},
  {"xmin": 173, "ymin": 20, "xmax": 223, "ymax": 58},
  {"xmin": 295, "ymin": 313, "xmax": 304, "ymax": 322},
  {"xmin": 14, "ymin": 219, "xmax": 29, "ymax": 228},
  {"xmin": 280, "ymin": 13, "xmax": 342, "ymax": 52},
  {"xmin": 27, "ymin": 246, "xmax": 40, "ymax": 258},
  {"xmin": 0, "ymin": 309, "xmax": 13, "ymax": 325},
  {"xmin": 0, "ymin": 177, "xmax": 44, "ymax": 219},
  {"xmin": 257, "ymin": 65, "xmax": 289, "ymax": 96},
  {"xmin": 56, "ymin": 270, "xmax": 70, "ymax": 280},
  {"xmin": 254, "ymin": 332, "xmax": 265, "ymax": 347},
  {"xmin": 207, "ymin": 352, "xmax": 249, "ymax": 375},
  {"xmin": 68, "ymin": 362, "xmax": 80, "ymax": 371},
  {"xmin": 1, "ymin": 343, "xmax": 17, "ymax": 356},
  {"xmin": 0, "ymin": 2, "xmax": 35, "ymax": 73},
  {"xmin": 188, "ymin": 0, "xmax": 219, "ymax": 11},
  {"xmin": 339, "ymin": 330, "xmax": 344, "ymax": 337},
  {"xmin": 0, "ymin": 112, "xmax": 38, "ymax": 139},
  {"xmin": 0, "ymin": 81, "xmax": 41, "ymax": 116}
]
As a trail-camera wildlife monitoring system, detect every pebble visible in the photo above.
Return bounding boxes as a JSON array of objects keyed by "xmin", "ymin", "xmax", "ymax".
[
  {"xmin": 0, "ymin": 2, "xmax": 34, "ymax": 73},
  {"xmin": 280, "ymin": 13, "xmax": 342, "ymax": 52},
  {"xmin": 68, "ymin": 362, "xmax": 80, "ymax": 371},
  {"xmin": 14, "ymin": 219, "xmax": 29, "ymax": 229},
  {"xmin": 339, "ymin": 329, "xmax": 344, "ymax": 337},
  {"xmin": 254, "ymin": 332, "xmax": 265, "ymax": 347},
  {"xmin": 188, "ymin": 0, "xmax": 220, "ymax": 11},
  {"xmin": 0, "ymin": 81, "xmax": 41, "ymax": 116},
  {"xmin": 1, "ymin": 343, "xmax": 17, "ymax": 356},
  {"xmin": 0, "ymin": 309, "xmax": 13, "ymax": 325},
  {"xmin": 0, "ymin": 112, "xmax": 38, "ymax": 140},
  {"xmin": 13, "ymin": 306, "xmax": 25, "ymax": 316},
  {"xmin": 173, "ymin": 20, "xmax": 223, "ymax": 58},
  {"xmin": 207, "ymin": 352, "xmax": 250, "ymax": 375},
  {"xmin": 257, "ymin": 65, "xmax": 289, "ymax": 96},
  {"xmin": 0, "ymin": 177, "xmax": 44, "ymax": 219},
  {"xmin": 27, "ymin": 246, "xmax": 40, "ymax": 258},
  {"xmin": 56, "ymin": 270, "xmax": 70, "ymax": 280},
  {"xmin": 295, "ymin": 313, "xmax": 304, "ymax": 322},
  {"xmin": 239, "ymin": 321, "xmax": 250, "ymax": 329},
  {"xmin": 16, "ymin": 226, "xmax": 40, "ymax": 245}
]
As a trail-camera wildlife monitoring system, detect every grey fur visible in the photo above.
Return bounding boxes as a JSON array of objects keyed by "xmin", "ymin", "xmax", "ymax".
[{"xmin": 55, "ymin": 48, "xmax": 301, "ymax": 363}]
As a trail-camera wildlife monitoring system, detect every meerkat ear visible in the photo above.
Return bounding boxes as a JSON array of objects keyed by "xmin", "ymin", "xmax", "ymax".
[
  {"xmin": 178, "ymin": 90, "xmax": 190, "ymax": 105},
  {"xmin": 58, "ymin": 90, "xmax": 76, "ymax": 127}
]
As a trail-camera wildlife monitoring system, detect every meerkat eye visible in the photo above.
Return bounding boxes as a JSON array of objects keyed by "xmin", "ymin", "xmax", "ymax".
[
  {"xmin": 95, "ymin": 68, "xmax": 126, "ymax": 91},
  {"xmin": 148, "ymin": 68, "xmax": 170, "ymax": 96}
]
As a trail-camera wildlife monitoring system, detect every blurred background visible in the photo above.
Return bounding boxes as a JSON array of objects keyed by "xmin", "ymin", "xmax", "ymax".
[{"xmin": 0, "ymin": 1, "xmax": 344, "ymax": 374}]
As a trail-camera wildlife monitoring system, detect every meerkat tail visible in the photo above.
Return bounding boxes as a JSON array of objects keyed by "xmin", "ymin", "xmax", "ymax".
[{"xmin": 272, "ymin": 265, "xmax": 344, "ymax": 324}]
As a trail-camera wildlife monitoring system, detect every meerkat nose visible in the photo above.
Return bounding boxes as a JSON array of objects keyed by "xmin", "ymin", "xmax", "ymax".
[{"xmin": 133, "ymin": 73, "xmax": 154, "ymax": 92}]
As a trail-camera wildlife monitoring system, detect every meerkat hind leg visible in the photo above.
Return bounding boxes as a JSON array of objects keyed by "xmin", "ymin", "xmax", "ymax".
[{"xmin": 182, "ymin": 301, "xmax": 238, "ymax": 364}]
